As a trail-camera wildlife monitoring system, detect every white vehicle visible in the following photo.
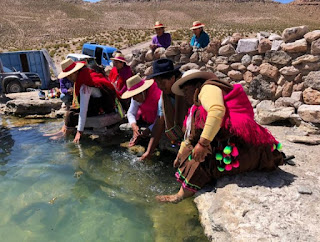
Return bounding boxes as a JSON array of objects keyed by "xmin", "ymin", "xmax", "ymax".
[{"xmin": 66, "ymin": 54, "xmax": 96, "ymax": 65}]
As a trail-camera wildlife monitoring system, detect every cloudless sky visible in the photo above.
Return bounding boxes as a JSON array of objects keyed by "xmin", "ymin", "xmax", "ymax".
[{"xmin": 83, "ymin": 0, "xmax": 295, "ymax": 2}]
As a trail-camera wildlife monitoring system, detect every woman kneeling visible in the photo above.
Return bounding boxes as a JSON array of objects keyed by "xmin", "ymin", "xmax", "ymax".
[{"xmin": 156, "ymin": 70, "xmax": 285, "ymax": 203}]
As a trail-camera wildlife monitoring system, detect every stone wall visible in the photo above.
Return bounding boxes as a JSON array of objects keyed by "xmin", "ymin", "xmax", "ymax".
[{"xmin": 125, "ymin": 26, "xmax": 320, "ymax": 133}]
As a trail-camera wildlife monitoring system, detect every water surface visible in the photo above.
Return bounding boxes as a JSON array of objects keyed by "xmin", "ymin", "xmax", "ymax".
[{"xmin": 0, "ymin": 116, "xmax": 207, "ymax": 242}]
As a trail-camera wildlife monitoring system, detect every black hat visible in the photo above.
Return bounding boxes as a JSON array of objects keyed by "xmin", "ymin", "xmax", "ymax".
[{"xmin": 147, "ymin": 58, "xmax": 180, "ymax": 79}]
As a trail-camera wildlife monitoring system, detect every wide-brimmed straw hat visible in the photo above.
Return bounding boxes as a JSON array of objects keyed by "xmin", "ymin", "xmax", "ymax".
[
  {"xmin": 111, "ymin": 53, "xmax": 127, "ymax": 64},
  {"xmin": 58, "ymin": 58, "xmax": 85, "ymax": 79},
  {"xmin": 153, "ymin": 21, "xmax": 166, "ymax": 29},
  {"xmin": 147, "ymin": 58, "xmax": 180, "ymax": 79},
  {"xmin": 190, "ymin": 21, "xmax": 205, "ymax": 30},
  {"xmin": 121, "ymin": 74, "xmax": 154, "ymax": 99},
  {"xmin": 171, "ymin": 69, "xmax": 216, "ymax": 96}
]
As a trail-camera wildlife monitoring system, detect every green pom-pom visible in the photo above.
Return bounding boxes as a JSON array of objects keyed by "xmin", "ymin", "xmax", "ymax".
[
  {"xmin": 217, "ymin": 166, "xmax": 225, "ymax": 172},
  {"xmin": 223, "ymin": 156, "xmax": 232, "ymax": 164},
  {"xmin": 215, "ymin": 153, "xmax": 223, "ymax": 161},
  {"xmin": 277, "ymin": 143, "xmax": 282, "ymax": 151},
  {"xmin": 223, "ymin": 146, "xmax": 232, "ymax": 155},
  {"xmin": 273, "ymin": 144, "xmax": 276, "ymax": 150},
  {"xmin": 188, "ymin": 154, "xmax": 192, "ymax": 161}
]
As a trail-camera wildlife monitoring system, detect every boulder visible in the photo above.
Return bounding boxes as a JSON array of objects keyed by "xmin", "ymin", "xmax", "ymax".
[
  {"xmin": 241, "ymin": 54, "xmax": 252, "ymax": 66},
  {"xmin": 304, "ymin": 30, "xmax": 320, "ymax": 43},
  {"xmin": 292, "ymin": 54, "xmax": 320, "ymax": 65},
  {"xmin": 180, "ymin": 41, "xmax": 193, "ymax": 54},
  {"xmin": 243, "ymin": 71, "xmax": 253, "ymax": 83},
  {"xmin": 291, "ymin": 91, "xmax": 303, "ymax": 102},
  {"xmin": 281, "ymin": 39, "xmax": 308, "ymax": 53},
  {"xmin": 298, "ymin": 105, "xmax": 320, "ymax": 123},
  {"xmin": 144, "ymin": 66, "xmax": 153, "ymax": 76},
  {"xmin": 216, "ymin": 64, "xmax": 230, "ymax": 74},
  {"xmin": 145, "ymin": 49, "xmax": 153, "ymax": 62},
  {"xmin": 214, "ymin": 71, "xmax": 227, "ymax": 79},
  {"xmin": 247, "ymin": 64, "xmax": 260, "ymax": 73},
  {"xmin": 230, "ymin": 33, "xmax": 242, "ymax": 45},
  {"xmin": 134, "ymin": 63, "xmax": 146, "ymax": 75},
  {"xmin": 268, "ymin": 33, "xmax": 282, "ymax": 41},
  {"xmin": 200, "ymin": 52, "xmax": 213, "ymax": 63},
  {"xmin": 205, "ymin": 39, "xmax": 221, "ymax": 55},
  {"xmin": 249, "ymin": 75, "xmax": 275, "ymax": 100},
  {"xmin": 293, "ymin": 82, "xmax": 305, "ymax": 92},
  {"xmin": 296, "ymin": 62, "xmax": 320, "ymax": 72},
  {"xmin": 251, "ymin": 55, "xmax": 263, "ymax": 66},
  {"xmin": 294, "ymin": 73, "xmax": 303, "ymax": 83},
  {"xmin": 282, "ymin": 81, "xmax": 294, "ymax": 97},
  {"xmin": 311, "ymin": 39, "xmax": 320, "ymax": 55},
  {"xmin": 277, "ymin": 75, "xmax": 286, "ymax": 86},
  {"xmin": 227, "ymin": 70, "xmax": 243, "ymax": 81},
  {"xmin": 179, "ymin": 54, "xmax": 191, "ymax": 63},
  {"xmin": 258, "ymin": 39, "xmax": 272, "ymax": 54},
  {"xmin": 282, "ymin": 26, "xmax": 308, "ymax": 43},
  {"xmin": 228, "ymin": 53, "xmax": 244, "ymax": 62},
  {"xmin": 218, "ymin": 44, "xmax": 235, "ymax": 56},
  {"xmin": 256, "ymin": 100, "xmax": 295, "ymax": 125},
  {"xmin": 303, "ymin": 87, "xmax": 320, "ymax": 105},
  {"xmin": 165, "ymin": 45, "xmax": 180, "ymax": 57},
  {"xmin": 190, "ymin": 52, "xmax": 199, "ymax": 63},
  {"xmin": 275, "ymin": 97, "xmax": 302, "ymax": 109},
  {"xmin": 259, "ymin": 63, "xmax": 279, "ymax": 80},
  {"xmin": 275, "ymin": 85, "xmax": 283, "ymax": 99},
  {"xmin": 230, "ymin": 63, "xmax": 246, "ymax": 71},
  {"xmin": 271, "ymin": 40, "xmax": 283, "ymax": 51},
  {"xmin": 154, "ymin": 47, "xmax": 166, "ymax": 59},
  {"xmin": 221, "ymin": 36, "xmax": 231, "ymax": 45},
  {"xmin": 236, "ymin": 38, "xmax": 259, "ymax": 53},
  {"xmin": 279, "ymin": 66, "xmax": 300, "ymax": 76},
  {"xmin": 180, "ymin": 63, "xmax": 200, "ymax": 71},
  {"xmin": 303, "ymin": 71, "xmax": 320, "ymax": 91},
  {"xmin": 264, "ymin": 51, "xmax": 292, "ymax": 65}
]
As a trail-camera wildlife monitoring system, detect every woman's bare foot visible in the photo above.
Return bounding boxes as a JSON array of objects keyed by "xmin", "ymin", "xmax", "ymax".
[
  {"xmin": 49, "ymin": 132, "xmax": 65, "ymax": 140},
  {"xmin": 44, "ymin": 125, "xmax": 67, "ymax": 137},
  {"xmin": 156, "ymin": 186, "xmax": 195, "ymax": 203}
]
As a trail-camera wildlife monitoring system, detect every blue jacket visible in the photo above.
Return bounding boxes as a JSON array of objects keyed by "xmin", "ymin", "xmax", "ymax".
[{"xmin": 190, "ymin": 31, "xmax": 210, "ymax": 48}]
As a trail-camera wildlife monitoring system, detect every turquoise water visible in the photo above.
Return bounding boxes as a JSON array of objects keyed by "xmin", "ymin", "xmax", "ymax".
[{"xmin": 0, "ymin": 117, "xmax": 207, "ymax": 242}]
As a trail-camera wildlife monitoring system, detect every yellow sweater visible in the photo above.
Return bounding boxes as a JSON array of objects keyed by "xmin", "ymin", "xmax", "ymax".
[{"xmin": 179, "ymin": 85, "xmax": 226, "ymax": 153}]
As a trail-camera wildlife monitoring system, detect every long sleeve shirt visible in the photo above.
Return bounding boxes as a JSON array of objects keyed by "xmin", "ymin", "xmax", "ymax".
[
  {"xmin": 59, "ymin": 78, "xmax": 73, "ymax": 94},
  {"xmin": 78, "ymin": 85, "xmax": 102, "ymax": 132},
  {"xmin": 190, "ymin": 31, "xmax": 210, "ymax": 48},
  {"xmin": 127, "ymin": 98, "xmax": 154, "ymax": 131},
  {"xmin": 152, "ymin": 33, "xmax": 172, "ymax": 49}
]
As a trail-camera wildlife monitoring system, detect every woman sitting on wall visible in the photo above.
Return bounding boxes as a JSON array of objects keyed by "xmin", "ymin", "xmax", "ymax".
[
  {"xmin": 156, "ymin": 70, "xmax": 287, "ymax": 203},
  {"xmin": 121, "ymin": 74, "xmax": 161, "ymax": 147}
]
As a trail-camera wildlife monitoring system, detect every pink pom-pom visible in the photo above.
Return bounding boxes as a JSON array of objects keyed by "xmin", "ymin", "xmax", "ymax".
[
  {"xmin": 225, "ymin": 164, "xmax": 233, "ymax": 171},
  {"xmin": 232, "ymin": 160, "xmax": 240, "ymax": 168},
  {"xmin": 231, "ymin": 146, "xmax": 239, "ymax": 157}
]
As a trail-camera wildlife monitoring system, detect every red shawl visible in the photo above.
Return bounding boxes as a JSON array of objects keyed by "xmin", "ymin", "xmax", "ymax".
[{"xmin": 108, "ymin": 65, "xmax": 133, "ymax": 95}]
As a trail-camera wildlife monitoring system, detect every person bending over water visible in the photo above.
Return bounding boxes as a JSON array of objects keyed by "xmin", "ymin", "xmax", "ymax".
[
  {"xmin": 44, "ymin": 58, "xmax": 117, "ymax": 143},
  {"xmin": 156, "ymin": 70, "xmax": 286, "ymax": 203}
]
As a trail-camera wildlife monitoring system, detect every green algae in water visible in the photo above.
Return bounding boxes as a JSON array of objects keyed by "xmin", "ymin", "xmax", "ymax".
[{"xmin": 0, "ymin": 119, "xmax": 207, "ymax": 241}]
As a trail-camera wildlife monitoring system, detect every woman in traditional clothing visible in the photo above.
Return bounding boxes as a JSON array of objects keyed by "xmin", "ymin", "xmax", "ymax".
[
  {"xmin": 121, "ymin": 74, "xmax": 161, "ymax": 147},
  {"xmin": 156, "ymin": 70, "xmax": 286, "ymax": 203}
]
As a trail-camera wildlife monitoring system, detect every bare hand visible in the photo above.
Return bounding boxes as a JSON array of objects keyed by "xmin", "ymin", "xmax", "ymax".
[
  {"xmin": 140, "ymin": 151, "xmax": 151, "ymax": 161},
  {"xmin": 192, "ymin": 143, "xmax": 209, "ymax": 162},
  {"xmin": 131, "ymin": 123, "xmax": 140, "ymax": 138},
  {"xmin": 129, "ymin": 135, "xmax": 141, "ymax": 147},
  {"xmin": 73, "ymin": 131, "xmax": 82, "ymax": 143},
  {"xmin": 67, "ymin": 87, "xmax": 73, "ymax": 94},
  {"xmin": 173, "ymin": 156, "xmax": 180, "ymax": 168}
]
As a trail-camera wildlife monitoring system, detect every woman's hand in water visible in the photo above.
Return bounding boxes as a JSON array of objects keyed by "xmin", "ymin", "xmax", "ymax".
[
  {"xmin": 140, "ymin": 151, "xmax": 151, "ymax": 161},
  {"xmin": 131, "ymin": 123, "xmax": 140, "ymax": 138},
  {"xmin": 73, "ymin": 131, "xmax": 82, "ymax": 144}
]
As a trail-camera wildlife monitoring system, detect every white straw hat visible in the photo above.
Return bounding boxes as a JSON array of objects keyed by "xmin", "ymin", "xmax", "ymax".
[
  {"xmin": 58, "ymin": 58, "xmax": 85, "ymax": 79},
  {"xmin": 121, "ymin": 74, "xmax": 154, "ymax": 99}
]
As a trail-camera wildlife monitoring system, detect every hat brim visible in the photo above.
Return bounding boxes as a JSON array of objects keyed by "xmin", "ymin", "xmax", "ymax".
[
  {"xmin": 147, "ymin": 65, "xmax": 181, "ymax": 79},
  {"xmin": 190, "ymin": 24, "xmax": 205, "ymax": 30},
  {"xmin": 153, "ymin": 26, "xmax": 166, "ymax": 29},
  {"xmin": 58, "ymin": 62, "xmax": 85, "ymax": 79},
  {"xmin": 121, "ymin": 79, "xmax": 154, "ymax": 99},
  {"xmin": 171, "ymin": 71, "xmax": 217, "ymax": 96},
  {"xmin": 111, "ymin": 58, "xmax": 127, "ymax": 64}
]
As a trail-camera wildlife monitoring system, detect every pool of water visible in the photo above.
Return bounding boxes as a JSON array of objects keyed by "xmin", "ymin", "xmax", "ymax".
[{"xmin": 0, "ymin": 116, "xmax": 207, "ymax": 242}]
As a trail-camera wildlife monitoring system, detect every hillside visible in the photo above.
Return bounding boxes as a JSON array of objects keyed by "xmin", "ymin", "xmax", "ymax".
[{"xmin": 0, "ymin": 0, "xmax": 319, "ymax": 52}]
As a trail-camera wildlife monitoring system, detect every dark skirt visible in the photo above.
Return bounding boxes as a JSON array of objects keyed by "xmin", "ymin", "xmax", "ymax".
[{"xmin": 175, "ymin": 135, "xmax": 284, "ymax": 193}]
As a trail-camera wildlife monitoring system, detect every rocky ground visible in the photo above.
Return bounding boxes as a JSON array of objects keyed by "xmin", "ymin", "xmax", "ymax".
[{"xmin": 194, "ymin": 125, "xmax": 320, "ymax": 242}]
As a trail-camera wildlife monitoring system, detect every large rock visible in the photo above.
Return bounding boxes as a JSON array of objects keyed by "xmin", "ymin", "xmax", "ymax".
[
  {"xmin": 144, "ymin": 66, "xmax": 153, "ymax": 76},
  {"xmin": 215, "ymin": 56, "xmax": 229, "ymax": 64},
  {"xmin": 282, "ymin": 26, "xmax": 308, "ymax": 43},
  {"xmin": 258, "ymin": 39, "xmax": 272, "ymax": 53},
  {"xmin": 303, "ymin": 71, "xmax": 320, "ymax": 91},
  {"xmin": 247, "ymin": 64, "xmax": 260, "ymax": 73},
  {"xmin": 165, "ymin": 45, "xmax": 180, "ymax": 57},
  {"xmin": 291, "ymin": 91, "xmax": 303, "ymax": 102},
  {"xmin": 296, "ymin": 62, "xmax": 320, "ymax": 72},
  {"xmin": 281, "ymin": 39, "xmax": 308, "ymax": 53},
  {"xmin": 292, "ymin": 54, "xmax": 320, "ymax": 65},
  {"xmin": 205, "ymin": 39, "xmax": 221, "ymax": 55},
  {"xmin": 218, "ymin": 44, "xmax": 235, "ymax": 56},
  {"xmin": 230, "ymin": 33, "xmax": 242, "ymax": 45},
  {"xmin": 249, "ymin": 76, "xmax": 275, "ymax": 100},
  {"xmin": 251, "ymin": 55, "xmax": 263, "ymax": 66},
  {"xmin": 304, "ymin": 30, "xmax": 320, "ymax": 43},
  {"xmin": 259, "ymin": 63, "xmax": 279, "ymax": 80},
  {"xmin": 303, "ymin": 87, "xmax": 320, "ymax": 105},
  {"xmin": 241, "ymin": 54, "xmax": 251, "ymax": 66},
  {"xmin": 286, "ymin": 135, "xmax": 320, "ymax": 145},
  {"xmin": 236, "ymin": 38, "xmax": 259, "ymax": 53},
  {"xmin": 190, "ymin": 52, "xmax": 199, "ymax": 63},
  {"xmin": 179, "ymin": 53, "xmax": 191, "ymax": 63},
  {"xmin": 180, "ymin": 63, "xmax": 200, "ymax": 71},
  {"xmin": 227, "ymin": 70, "xmax": 243, "ymax": 81},
  {"xmin": 279, "ymin": 66, "xmax": 300, "ymax": 76},
  {"xmin": 311, "ymin": 38, "xmax": 320, "ymax": 55},
  {"xmin": 85, "ymin": 113, "xmax": 122, "ymax": 129},
  {"xmin": 268, "ymin": 33, "xmax": 282, "ymax": 41},
  {"xmin": 134, "ymin": 63, "xmax": 147, "ymax": 75},
  {"xmin": 275, "ymin": 97, "xmax": 302, "ymax": 109},
  {"xmin": 228, "ymin": 53, "xmax": 244, "ymax": 62},
  {"xmin": 256, "ymin": 100, "xmax": 295, "ymax": 124},
  {"xmin": 282, "ymin": 81, "xmax": 294, "ymax": 97},
  {"xmin": 145, "ymin": 49, "xmax": 153, "ymax": 62},
  {"xmin": 271, "ymin": 40, "xmax": 283, "ymax": 51},
  {"xmin": 264, "ymin": 51, "xmax": 292, "ymax": 65},
  {"xmin": 221, "ymin": 36, "xmax": 231, "ymax": 46},
  {"xmin": 200, "ymin": 52, "xmax": 213, "ymax": 63},
  {"xmin": 216, "ymin": 64, "xmax": 230, "ymax": 74},
  {"xmin": 180, "ymin": 41, "xmax": 193, "ymax": 54},
  {"xmin": 154, "ymin": 47, "xmax": 166, "ymax": 59},
  {"xmin": 230, "ymin": 63, "xmax": 246, "ymax": 71},
  {"xmin": 243, "ymin": 71, "xmax": 253, "ymax": 83},
  {"xmin": 298, "ymin": 105, "xmax": 320, "ymax": 123}
]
